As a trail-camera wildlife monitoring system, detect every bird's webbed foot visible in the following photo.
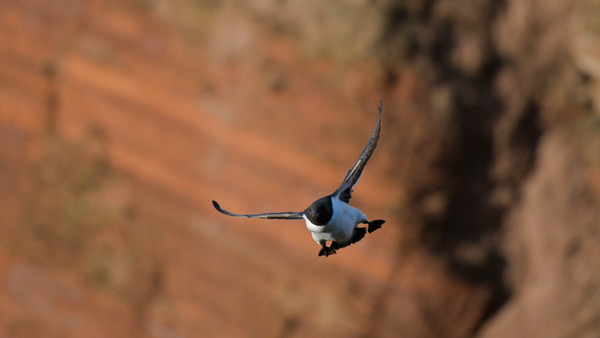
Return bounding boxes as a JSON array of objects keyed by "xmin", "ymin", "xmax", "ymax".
[
  {"xmin": 367, "ymin": 219, "xmax": 385, "ymax": 233},
  {"xmin": 318, "ymin": 244, "xmax": 337, "ymax": 257}
]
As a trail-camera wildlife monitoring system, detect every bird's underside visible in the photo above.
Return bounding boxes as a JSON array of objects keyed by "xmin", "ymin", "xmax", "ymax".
[{"xmin": 319, "ymin": 219, "xmax": 385, "ymax": 257}]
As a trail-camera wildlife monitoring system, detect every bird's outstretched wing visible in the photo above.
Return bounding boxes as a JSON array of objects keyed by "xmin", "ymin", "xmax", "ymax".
[
  {"xmin": 333, "ymin": 99, "xmax": 383, "ymax": 203},
  {"xmin": 212, "ymin": 200, "xmax": 304, "ymax": 220}
]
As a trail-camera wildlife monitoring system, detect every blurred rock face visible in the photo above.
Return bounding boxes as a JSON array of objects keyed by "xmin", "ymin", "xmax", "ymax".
[{"xmin": 0, "ymin": 0, "xmax": 599, "ymax": 337}]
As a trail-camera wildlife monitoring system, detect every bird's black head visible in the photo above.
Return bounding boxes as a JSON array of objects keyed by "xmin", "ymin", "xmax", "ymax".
[{"xmin": 304, "ymin": 196, "xmax": 333, "ymax": 225}]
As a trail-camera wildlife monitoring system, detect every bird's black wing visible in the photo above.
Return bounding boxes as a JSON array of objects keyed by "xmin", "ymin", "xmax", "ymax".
[
  {"xmin": 212, "ymin": 201, "xmax": 304, "ymax": 220},
  {"xmin": 333, "ymin": 99, "xmax": 383, "ymax": 203}
]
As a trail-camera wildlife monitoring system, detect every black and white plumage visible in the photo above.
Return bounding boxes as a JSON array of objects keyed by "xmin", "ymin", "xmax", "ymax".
[{"xmin": 212, "ymin": 100, "xmax": 385, "ymax": 257}]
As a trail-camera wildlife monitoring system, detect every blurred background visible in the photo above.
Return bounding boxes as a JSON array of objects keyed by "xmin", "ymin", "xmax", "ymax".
[{"xmin": 1, "ymin": 0, "xmax": 600, "ymax": 337}]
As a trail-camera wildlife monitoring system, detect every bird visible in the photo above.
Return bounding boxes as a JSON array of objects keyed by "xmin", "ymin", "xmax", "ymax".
[{"xmin": 212, "ymin": 99, "xmax": 385, "ymax": 257}]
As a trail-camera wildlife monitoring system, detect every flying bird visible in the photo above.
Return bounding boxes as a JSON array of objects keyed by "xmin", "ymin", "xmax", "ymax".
[{"xmin": 212, "ymin": 100, "xmax": 385, "ymax": 257}]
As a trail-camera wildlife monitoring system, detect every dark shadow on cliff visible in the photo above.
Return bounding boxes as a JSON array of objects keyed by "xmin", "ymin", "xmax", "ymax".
[{"xmin": 374, "ymin": 0, "xmax": 546, "ymax": 334}]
